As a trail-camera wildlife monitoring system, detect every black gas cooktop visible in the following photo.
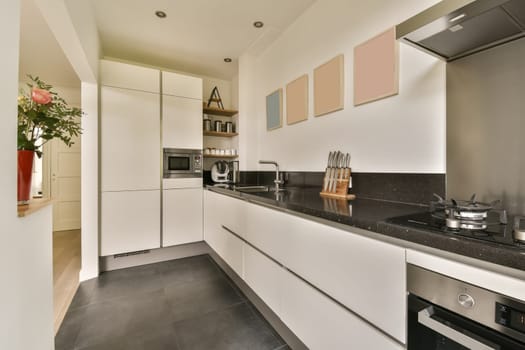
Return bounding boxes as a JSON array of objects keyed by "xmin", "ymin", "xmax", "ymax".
[{"xmin": 387, "ymin": 211, "xmax": 525, "ymax": 250}]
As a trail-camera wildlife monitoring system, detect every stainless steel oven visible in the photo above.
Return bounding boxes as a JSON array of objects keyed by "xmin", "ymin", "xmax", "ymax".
[
  {"xmin": 408, "ymin": 264, "xmax": 525, "ymax": 350},
  {"xmin": 163, "ymin": 148, "xmax": 202, "ymax": 178}
]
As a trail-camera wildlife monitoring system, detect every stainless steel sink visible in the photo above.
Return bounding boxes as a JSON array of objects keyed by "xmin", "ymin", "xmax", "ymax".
[
  {"xmin": 234, "ymin": 186, "xmax": 289, "ymax": 195},
  {"xmin": 233, "ymin": 185, "xmax": 270, "ymax": 193}
]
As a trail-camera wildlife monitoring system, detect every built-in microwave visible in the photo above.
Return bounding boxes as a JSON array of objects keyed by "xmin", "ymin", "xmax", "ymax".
[{"xmin": 163, "ymin": 148, "xmax": 202, "ymax": 178}]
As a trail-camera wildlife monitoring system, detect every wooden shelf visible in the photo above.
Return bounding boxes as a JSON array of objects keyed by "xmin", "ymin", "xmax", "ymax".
[
  {"xmin": 203, "ymin": 106, "xmax": 238, "ymax": 117},
  {"xmin": 204, "ymin": 154, "xmax": 238, "ymax": 159},
  {"xmin": 203, "ymin": 131, "xmax": 238, "ymax": 137}
]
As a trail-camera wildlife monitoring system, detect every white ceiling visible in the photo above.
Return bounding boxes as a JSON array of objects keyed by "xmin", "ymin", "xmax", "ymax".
[
  {"xmin": 18, "ymin": 0, "xmax": 315, "ymax": 85},
  {"xmin": 19, "ymin": 0, "xmax": 80, "ymax": 88},
  {"xmin": 90, "ymin": 0, "xmax": 316, "ymax": 79}
]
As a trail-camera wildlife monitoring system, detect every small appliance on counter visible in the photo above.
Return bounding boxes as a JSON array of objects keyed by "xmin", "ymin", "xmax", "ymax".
[
  {"xmin": 211, "ymin": 161, "xmax": 230, "ymax": 183},
  {"xmin": 211, "ymin": 160, "xmax": 239, "ymax": 184}
]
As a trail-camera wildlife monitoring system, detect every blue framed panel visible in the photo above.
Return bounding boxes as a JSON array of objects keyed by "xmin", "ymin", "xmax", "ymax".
[{"xmin": 266, "ymin": 89, "xmax": 283, "ymax": 131}]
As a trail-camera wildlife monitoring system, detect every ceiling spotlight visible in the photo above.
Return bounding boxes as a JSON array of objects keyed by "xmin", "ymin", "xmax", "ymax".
[
  {"xmin": 253, "ymin": 21, "xmax": 264, "ymax": 28},
  {"xmin": 155, "ymin": 11, "xmax": 167, "ymax": 18},
  {"xmin": 224, "ymin": 58, "xmax": 232, "ymax": 63}
]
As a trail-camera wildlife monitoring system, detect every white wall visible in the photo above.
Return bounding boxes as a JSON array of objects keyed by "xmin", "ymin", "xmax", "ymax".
[
  {"xmin": 35, "ymin": 0, "xmax": 99, "ymax": 83},
  {"xmin": 80, "ymin": 82, "xmax": 99, "ymax": 281},
  {"xmin": 241, "ymin": 0, "xmax": 446, "ymax": 173},
  {"xmin": 36, "ymin": 0, "xmax": 101, "ymax": 281},
  {"xmin": 1, "ymin": 1, "xmax": 54, "ymax": 349}
]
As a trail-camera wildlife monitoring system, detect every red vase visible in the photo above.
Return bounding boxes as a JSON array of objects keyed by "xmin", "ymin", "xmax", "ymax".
[{"xmin": 17, "ymin": 150, "xmax": 35, "ymax": 204}]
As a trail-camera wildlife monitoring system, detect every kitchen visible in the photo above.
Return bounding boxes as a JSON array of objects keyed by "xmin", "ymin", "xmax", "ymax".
[{"xmin": 2, "ymin": 0, "xmax": 525, "ymax": 349}]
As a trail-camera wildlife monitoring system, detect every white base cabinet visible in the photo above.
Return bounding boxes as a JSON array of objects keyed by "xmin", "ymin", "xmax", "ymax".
[
  {"xmin": 162, "ymin": 188, "xmax": 203, "ymax": 247},
  {"xmin": 101, "ymin": 190, "xmax": 161, "ymax": 256},
  {"xmin": 204, "ymin": 191, "xmax": 244, "ymax": 276},
  {"xmin": 204, "ymin": 190, "xmax": 408, "ymax": 348},
  {"xmin": 281, "ymin": 269, "xmax": 404, "ymax": 350},
  {"xmin": 245, "ymin": 199, "xmax": 406, "ymax": 343},
  {"xmin": 243, "ymin": 244, "xmax": 283, "ymax": 318}
]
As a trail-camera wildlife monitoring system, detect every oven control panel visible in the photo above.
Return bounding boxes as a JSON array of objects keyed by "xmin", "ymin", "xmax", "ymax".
[{"xmin": 496, "ymin": 302, "xmax": 525, "ymax": 334}]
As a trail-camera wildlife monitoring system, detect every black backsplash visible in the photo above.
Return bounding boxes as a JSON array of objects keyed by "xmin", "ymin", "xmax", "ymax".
[
  {"xmin": 350, "ymin": 173, "xmax": 445, "ymax": 205},
  {"xmin": 203, "ymin": 171, "xmax": 445, "ymax": 205}
]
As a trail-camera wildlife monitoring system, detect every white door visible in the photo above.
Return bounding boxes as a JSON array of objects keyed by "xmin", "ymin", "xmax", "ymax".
[
  {"xmin": 50, "ymin": 136, "xmax": 81, "ymax": 231},
  {"xmin": 162, "ymin": 188, "xmax": 203, "ymax": 247},
  {"xmin": 162, "ymin": 95, "xmax": 202, "ymax": 149}
]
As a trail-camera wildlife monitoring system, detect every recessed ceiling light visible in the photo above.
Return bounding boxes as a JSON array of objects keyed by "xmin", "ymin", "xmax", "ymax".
[
  {"xmin": 224, "ymin": 58, "xmax": 232, "ymax": 63},
  {"xmin": 155, "ymin": 11, "xmax": 167, "ymax": 18},
  {"xmin": 253, "ymin": 21, "xmax": 264, "ymax": 28}
]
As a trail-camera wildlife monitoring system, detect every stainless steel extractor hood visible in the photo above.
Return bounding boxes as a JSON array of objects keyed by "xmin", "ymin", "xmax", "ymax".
[{"xmin": 396, "ymin": 0, "xmax": 525, "ymax": 61}]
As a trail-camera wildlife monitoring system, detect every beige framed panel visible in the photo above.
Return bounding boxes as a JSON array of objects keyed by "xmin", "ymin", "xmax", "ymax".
[
  {"xmin": 314, "ymin": 54, "xmax": 344, "ymax": 117},
  {"xmin": 286, "ymin": 74, "xmax": 309, "ymax": 125},
  {"xmin": 353, "ymin": 27, "xmax": 399, "ymax": 106},
  {"xmin": 266, "ymin": 88, "xmax": 283, "ymax": 131}
]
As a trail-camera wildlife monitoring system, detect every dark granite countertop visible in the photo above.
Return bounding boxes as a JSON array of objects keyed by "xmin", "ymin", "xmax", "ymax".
[{"xmin": 206, "ymin": 185, "xmax": 525, "ymax": 272}]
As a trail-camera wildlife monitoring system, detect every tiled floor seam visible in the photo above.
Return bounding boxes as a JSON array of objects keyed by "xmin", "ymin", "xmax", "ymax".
[{"xmin": 170, "ymin": 300, "xmax": 250, "ymax": 327}]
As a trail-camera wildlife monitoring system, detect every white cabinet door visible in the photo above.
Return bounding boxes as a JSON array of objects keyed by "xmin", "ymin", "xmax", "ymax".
[
  {"xmin": 101, "ymin": 190, "xmax": 161, "ymax": 256},
  {"xmin": 101, "ymin": 86, "xmax": 160, "ymax": 192},
  {"xmin": 203, "ymin": 191, "xmax": 244, "ymax": 277},
  {"xmin": 163, "ymin": 188, "xmax": 203, "ymax": 247},
  {"xmin": 162, "ymin": 95, "xmax": 202, "ymax": 149},
  {"xmin": 280, "ymin": 270, "xmax": 404, "ymax": 350},
  {"xmin": 162, "ymin": 71, "xmax": 202, "ymax": 99},
  {"xmin": 245, "ymin": 202, "xmax": 407, "ymax": 343},
  {"xmin": 100, "ymin": 60, "xmax": 160, "ymax": 93},
  {"xmin": 243, "ymin": 244, "xmax": 283, "ymax": 317}
]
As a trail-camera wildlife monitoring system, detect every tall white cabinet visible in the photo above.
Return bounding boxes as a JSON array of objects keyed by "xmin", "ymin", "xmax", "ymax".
[
  {"xmin": 100, "ymin": 60, "xmax": 162, "ymax": 256},
  {"xmin": 162, "ymin": 71, "xmax": 202, "ymax": 149},
  {"xmin": 100, "ymin": 61, "xmax": 205, "ymax": 256},
  {"xmin": 161, "ymin": 71, "xmax": 203, "ymax": 248}
]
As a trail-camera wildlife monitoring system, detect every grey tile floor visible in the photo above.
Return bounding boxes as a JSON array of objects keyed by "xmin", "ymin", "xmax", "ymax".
[{"xmin": 56, "ymin": 255, "xmax": 289, "ymax": 350}]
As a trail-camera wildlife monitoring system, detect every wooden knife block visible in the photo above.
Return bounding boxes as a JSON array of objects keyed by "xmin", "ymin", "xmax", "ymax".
[{"xmin": 320, "ymin": 169, "xmax": 356, "ymax": 200}]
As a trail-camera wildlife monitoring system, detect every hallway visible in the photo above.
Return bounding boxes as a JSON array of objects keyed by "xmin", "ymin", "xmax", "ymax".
[{"xmin": 53, "ymin": 229, "xmax": 81, "ymax": 334}]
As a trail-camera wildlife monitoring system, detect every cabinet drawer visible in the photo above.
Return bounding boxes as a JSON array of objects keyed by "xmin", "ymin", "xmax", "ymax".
[
  {"xmin": 204, "ymin": 191, "xmax": 246, "ymax": 239},
  {"xmin": 243, "ymin": 244, "xmax": 283, "ymax": 317},
  {"xmin": 281, "ymin": 269, "xmax": 404, "ymax": 350},
  {"xmin": 204, "ymin": 191, "xmax": 244, "ymax": 277}
]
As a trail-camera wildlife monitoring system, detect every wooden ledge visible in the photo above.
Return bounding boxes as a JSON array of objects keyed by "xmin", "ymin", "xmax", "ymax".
[{"xmin": 18, "ymin": 198, "xmax": 53, "ymax": 218}]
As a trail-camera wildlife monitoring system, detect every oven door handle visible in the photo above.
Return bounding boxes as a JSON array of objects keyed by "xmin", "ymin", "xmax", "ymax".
[{"xmin": 418, "ymin": 306, "xmax": 500, "ymax": 350}]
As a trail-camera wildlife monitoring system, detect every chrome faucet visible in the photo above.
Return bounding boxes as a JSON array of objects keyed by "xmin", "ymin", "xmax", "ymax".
[{"xmin": 259, "ymin": 160, "xmax": 284, "ymax": 192}]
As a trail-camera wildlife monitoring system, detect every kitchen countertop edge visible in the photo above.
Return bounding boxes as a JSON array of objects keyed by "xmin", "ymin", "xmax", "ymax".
[{"xmin": 206, "ymin": 186, "xmax": 525, "ymax": 276}]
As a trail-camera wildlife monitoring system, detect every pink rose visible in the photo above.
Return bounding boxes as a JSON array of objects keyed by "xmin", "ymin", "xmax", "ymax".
[{"xmin": 31, "ymin": 88, "xmax": 52, "ymax": 104}]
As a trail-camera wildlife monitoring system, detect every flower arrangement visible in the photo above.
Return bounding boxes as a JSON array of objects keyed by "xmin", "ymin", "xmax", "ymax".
[{"xmin": 17, "ymin": 75, "xmax": 82, "ymax": 157}]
